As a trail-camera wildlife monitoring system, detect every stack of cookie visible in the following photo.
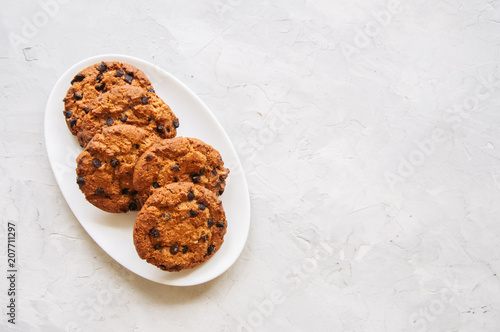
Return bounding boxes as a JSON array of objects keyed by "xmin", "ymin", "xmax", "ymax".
[{"xmin": 63, "ymin": 61, "xmax": 230, "ymax": 272}]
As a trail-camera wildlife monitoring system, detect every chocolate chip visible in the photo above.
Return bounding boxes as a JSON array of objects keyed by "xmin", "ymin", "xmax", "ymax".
[
  {"xmin": 69, "ymin": 119, "xmax": 77, "ymax": 127},
  {"xmin": 121, "ymin": 188, "xmax": 130, "ymax": 194},
  {"xmin": 170, "ymin": 244, "xmax": 179, "ymax": 255},
  {"xmin": 152, "ymin": 182, "xmax": 160, "ymax": 188},
  {"xmin": 149, "ymin": 227, "xmax": 160, "ymax": 238},
  {"xmin": 154, "ymin": 244, "xmax": 163, "ymax": 251},
  {"xmin": 156, "ymin": 125, "xmax": 165, "ymax": 133},
  {"xmin": 74, "ymin": 92, "xmax": 83, "ymax": 100},
  {"xmin": 159, "ymin": 265, "xmax": 167, "ymax": 270},
  {"xmin": 191, "ymin": 174, "xmax": 201, "ymax": 183},
  {"xmin": 96, "ymin": 73, "xmax": 103, "ymax": 82},
  {"xmin": 207, "ymin": 245, "xmax": 215, "ymax": 255},
  {"xmin": 216, "ymin": 222, "xmax": 225, "ymax": 228},
  {"xmin": 97, "ymin": 62, "xmax": 107, "ymax": 72},
  {"xmin": 124, "ymin": 73, "xmax": 134, "ymax": 84},
  {"xmin": 147, "ymin": 88, "xmax": 155, "ymax": 93},
  {"xmin": 76, "ymin": 177, "xmax": 85, "ymax": 186},
  {"xmin": 141, "ymin": 96, "xmax": 149, "ymax": 104},
  {"xmin": 211, "ymin": 168, "xmax": 217, "ymax": 176},
  {"xmin": 173, "ymin": 119, "xmax": 179, "ymax": 128},
  {"xmin": 170, "ymin": 164, "xmax": 180, "ymax": 172},
  {"xmin": 199, "ymin": 235, "xmax": 207, "ymax": 242},
  {"xmin": 198, "ymin": 203, "xmax": 206, "ymax": 210},
  {"xmin": 71, "ymin": 74, "xmax": 85, "ymax": 84},
  {"xmin": 64, "ymin": 111, "xmax": 72, "ymax": 118},
  {"xmin": 95, "ymin": 187, "xmax": 104, "ymax": 195},
  {"xmin": 110, "ymin": 158, "xmax": 119, "ymax": 168},
  {"xmin": 173, "ymin": 177, "xmax": 178, "ymax": 182},
  {"xmin": 134, "ymin": 144, "xmax": 140, "ymax": 149},
  {"xmin": 189, "ymin": 209, "xmax": 199, "ymax": 217},
  {"xmin": 182, "ymin": 245, "xmax": 188, "ymax": 253},
  {"xmin": 218, "ymin": 189, "xmax": 224, "ymax": 195},
  {"xmin": 106, "ymin": 117, "xmax": 114, "ymax": 126},
  {"xmin": 161, "ymin": 213, "xmax": 171, "ymax": 221},
  {"xmin": 145, "ymin": 153, "xmax": 154, "ymax": 161},
  {"xmin": 92, "ymin": 158, "xmax": 101, "ymax": 168},
  {"xmin": 115, "ymin": 69, "xmax": 124, "ymax": 77},
  {"xmin": 130, "ymin": 190, "xmax": 138, "ymax": 196},
  {"xmin": 83, "ymin": 107, "xmax": 90, "ymax": 114},
  {"xmin": 95, "ymin": 83, "xmax": 106, "ymax": 91},
  {"xmin": 129, "ymin": 202, "xmax": 138, "ymax": 211},
  {"xmin": 119, "ymin": 115, "xmax": 128, "ymax": 122},
  {"xmin": 207, "ymin": 219, "xmax": 214, "ymax": 227},
  {"xmin": 147, "ymin": 115, "xmax": 152, "ymax": 122},
  {"xmin": 187, "ymin": 191, "xmax": 195, "ymax": 200}
]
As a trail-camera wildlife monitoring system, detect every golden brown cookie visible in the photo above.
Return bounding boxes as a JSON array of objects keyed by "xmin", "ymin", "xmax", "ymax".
[
  {"xmin": 63, "ymin": 61, "xmax": 154, "ymax": 135},
  {"xmin": 133, "ymin": 182, "xmax": 227, "ymax": 272},
  {"xmin": 77, "ymin": 85, "xmax": 179, "ymax": 147},
  {"xmin": 132, "ymin": 137, "xmax": 229, "ymax": 205},
  {"xmin": 75, "ymin": 124, "xmax": 160, "ymax": 213}
]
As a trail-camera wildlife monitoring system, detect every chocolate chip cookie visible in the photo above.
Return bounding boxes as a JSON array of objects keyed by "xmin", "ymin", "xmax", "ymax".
[
  {"xmin": 133, "ymin": 182, "xmax": 227, "ymax": 272},
  {"xmin": 75, "ymin": 124, "xmax": 160, "ymax": 213},
  {"xmin": 63, "ymin": 61, "xmax": 154, "ymax": 135},
  {"xmin": 132, "ymin": 137, "xmax": 230, "ymax": 205},
  {"xmin": 77, "ymin": 85, "xmax": 179, "ymax": 146}
]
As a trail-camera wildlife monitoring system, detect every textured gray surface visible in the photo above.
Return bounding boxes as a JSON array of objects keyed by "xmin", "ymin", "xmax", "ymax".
[{"xmin": 1, "ymin": 0, "xmax": 500, "ymax": 331}]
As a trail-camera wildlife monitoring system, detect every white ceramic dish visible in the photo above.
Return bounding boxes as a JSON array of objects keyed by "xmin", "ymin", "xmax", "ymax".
[{"xmin": 44, "ymin": 54, "xmax": 250, "ymax": 286}]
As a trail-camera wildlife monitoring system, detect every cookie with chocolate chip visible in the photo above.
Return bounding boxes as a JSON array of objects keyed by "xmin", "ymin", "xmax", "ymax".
[
  {"xmin": 75, "ymin": 124, "xmax": 160, "ymax": 213},
  {"xmin": 132, "ymin": 137, "xmax": 229, "ymax": 205},
  {"xmin": 63, "ymin": 61, "xmax": 154, "ymax": 136},
  {"xmin": 77, "ymin": 85, "xmax": 179, "ymax": 146},
  {"xmin": 133, "ymin": 182, "xmax": 227, "ymax": 272}
]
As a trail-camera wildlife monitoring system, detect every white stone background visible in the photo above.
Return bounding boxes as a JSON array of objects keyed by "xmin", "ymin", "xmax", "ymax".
[{"xmin": 1, "ymin": 0, "xmax": 500, "ymax": 331}]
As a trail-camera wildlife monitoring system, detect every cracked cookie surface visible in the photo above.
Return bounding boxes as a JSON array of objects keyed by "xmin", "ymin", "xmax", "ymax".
[
  {"xmin": 77, "ymin": 85, "xmax": 178, "ymax": 146},
  {"xmin": 63, "ymin": 61, "xmax": 154, "ymax": 136},
  {"xmin": 133, "ymin": 137, "xmax": 230, "ymax": 205},
  {"xmin": 133, "ymin": 182, "xmax": 227, "ymax": 272},
  {"xmin": 75, "ymin": 124, "xmax": 159, "ymax": 213}
]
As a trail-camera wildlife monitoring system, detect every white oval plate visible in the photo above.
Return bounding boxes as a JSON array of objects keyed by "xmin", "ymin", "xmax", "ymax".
[{"xmin": 44, "ymin": 54, "xmax": 250, "ymax": 286}]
